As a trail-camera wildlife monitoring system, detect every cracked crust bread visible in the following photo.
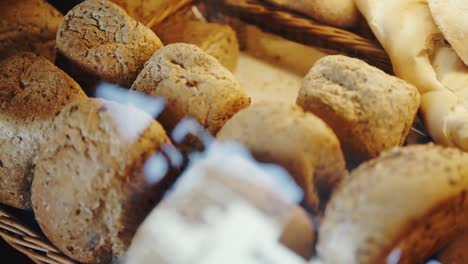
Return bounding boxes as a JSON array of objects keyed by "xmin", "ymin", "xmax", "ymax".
[
  {"xmin": 56, "ymin": 0, "xmax": 163, "ymax": 91},
  {"xmin": 217, "ymin": 101, "xmax": 347, "ymax": 213},
  {"xmin": 0, "ymin": 0, "xmax": 63, "ymax": 61},
  {"xmin": 297, "ymin": 55, "xmax": 420, "ymax": 166},
  {"xmin": 318, "ymin": 144, "xmax": 468, "ymax": 264},
  {"xmin": 428, "ymin": 0, "xmax": 468, "ymax": 67},
  {"xmin": 131, "ymin": 43, "xmax": 250, "ymax": 135},
  {"xmin": 31, "ymin": 98, "xmax": 173, "ymax": 263},
  {"xmin": 155, "ymin": 13, "xmax": 240, "ymax": 72},
  {"xmin": 263, "ymin": 0, "xmax": 359, "ymax": 28},
  {"xmin": 0, "ymin": 52, "xmax": 85, "ymax": 209}
]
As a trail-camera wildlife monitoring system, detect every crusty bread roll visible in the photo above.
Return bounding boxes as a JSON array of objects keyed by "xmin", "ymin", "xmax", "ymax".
[
  {"xmin": 0, "ymin": 52, "xmax": 85, "ymax": 209},
  {"xmin": 125, "ymin": 148, "xmax": 315, "ymax": 263},
  {"xmin": 56, "ymin": 0, "xmax": 163, "ymax": 91},
  {"xmin": 131, "ymin": 43, "xmax": 250, "ymax": 135},
  {"xmin": 217, "ymin": 101, "xmax": 347, "ymax": 213},
  {"xmin": 356, "ymin": 0, "xmax": 468, "ymax": 152},
  {"xmin": 437, "ymin": 231, "xmax": 468, "ymax": 264},
  {"xmin": 318, "ymin": 144, "xmax": 468, "ymax": 264},
  {"xmin": 0, "ymin": 0, "xmax": 62, "ymax": 61},
  {"xmin": 31, "ymin": 98, "xmax": 173, "ymax": 263},
  {"xmin": 156, "ymin": 20, "xmax": 240, "ymax": 72},
  {"xmin": 297, "ymin": 55, "xmax": 420, "ymax": 166},
  {"xmin": 428, "ymin": 0, "xmax": 468, "ymax": 67},
  {"xmin": 263, "ymin": 0, "xmax": 359, "ymax": 28}
]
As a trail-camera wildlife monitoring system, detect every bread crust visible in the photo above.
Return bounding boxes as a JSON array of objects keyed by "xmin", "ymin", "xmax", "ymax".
[
  {"xmin": 297, "ymin": 55, "xmax": 420, "ymax": 166},
  {"xmin": 217, "ymin": 101, "xmax": 347, "ymax": 213},
  {"xmin": 31, "ymin": 98, "xmax": 172, "ymax": 263},
  {"xmin": 0, "ymin": 52, "xmax": 85, "ymax": 209}
]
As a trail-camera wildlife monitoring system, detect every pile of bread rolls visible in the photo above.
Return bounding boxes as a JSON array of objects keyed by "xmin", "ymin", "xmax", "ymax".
[{"xmin": 1, "ymin": 0, "xmax": 468, "ymax": 263}]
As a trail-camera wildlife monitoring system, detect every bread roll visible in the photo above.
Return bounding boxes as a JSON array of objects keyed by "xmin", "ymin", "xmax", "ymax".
[
  {"xmin": 131, "ymin": 43, "xmax": 250, "ymax": 135},
  {"xmin": 56, "ymin": 0, "xmax": 163, "ymax": 91},
  {"xmin": 217, "ymin": 101, "xmax": 347, "ymax": 213},
  {"xmin": 31, "ymin": 98, "xmax": 173, "ymax": 263},
  {"xmin": 263, "ymin": 0, "xmax": 359, "ymax": 28},
  {"xmin": 0, "ymin": 52, "xmax": 85, "ymax": 209},
  {"xmin": 0, "ymin": 0, "xmax": 62, "ymax": 61},
  {"xmin": 437, "ymin": 231, "xmax": 468, "ymax": 264},
  {"xmin": 428, "ymin": 0, "xmax": 468, "ymax": 67},
  {"xmin": 125, "ymin": 146, "xmax": 315, "ymax": 263},
  {"xmin": 318, "ymin": 144, "xmax": 468, "ymax": 264},
  {"xmin": 297, "ymin": 55, "xmax": 420, "ymax": 166},
  {"xmin": 155, "ymin": 15, "xmax": 240, "ymax": 71},
  {"xmin": 356, "ymin": 0, "xmax": 468, "ymax": 152}
]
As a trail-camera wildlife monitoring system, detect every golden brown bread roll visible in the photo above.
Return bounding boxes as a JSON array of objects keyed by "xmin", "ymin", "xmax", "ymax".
[
  {"xmin": 56, "ymin": 0, "xmax": 163, "ymax": 91},
  {"xmin": 0, "ymin": 52, "xmax": 85, "ymax": 209},
  {"xmin": 217, "ymin": 101, "xmax": 347, "ymax": 213},
  {"xmin": 0, "ymin": 0, "xmax": 63, "ymax": 61},
  {"xmin": 31, "ymin": 98, "xmax": 174, "ymax": 263},
  {"xmin": 131, "ymin": 43, "xmax": 250, "ymax": 135},
  {"xmin": 297, "ymin": 55, "xmax": 420, "ymax": 167},
  {"xmin": 318, "ymin": 144, "xmax": 468, "ymax": 264}
]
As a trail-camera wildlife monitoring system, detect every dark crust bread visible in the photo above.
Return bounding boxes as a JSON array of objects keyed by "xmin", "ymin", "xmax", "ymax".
[{"xmin": 0, "ymin": 52, "xmax": 85, "ymax": 209}]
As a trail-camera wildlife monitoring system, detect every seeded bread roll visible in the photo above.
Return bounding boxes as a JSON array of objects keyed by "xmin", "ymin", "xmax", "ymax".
[
  {"xmin": 263, "ymin": 0, "xmax": 359, "ymax": 28},
  {"xmin": 156, "ymin": 18, "xmax": 240, "ymax": 72},
  {"xmin": 56, "ymin": 0, "xmax": 163, "ymax": 92},
  {"xmin": 217, "ymin": 101, "xmax": 347, "ymax": 213},
  {"xmin": 437, "ymin": 231, "xmax": 468, "ymax": 264},
  {"xmin": 0, "ymin": 0, "xmax": 63, "ymax": 61},
  {"xmin": 31, "ymin": 98, "xmax": 173, "ymax": 263},
  {"xmin": 318, "ymin": 144, "xmax": 468, "ymax": 264},
  {"xmin": 131, "ymin": 43, "xmax": 250, "ymax": 135},
  {"xmin": 297, "ymin": 55, "xmax": 420, "ymax": 167},
  {"xmin": 0, "ymin": 52, "xmax": 85, "ymax": 209}
]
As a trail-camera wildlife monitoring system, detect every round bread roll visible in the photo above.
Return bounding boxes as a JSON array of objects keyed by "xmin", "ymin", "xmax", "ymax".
[
  {"xmin": 263, "ymin": 0, "xmax": 359, "ymax": 28},
  {"xmin": 31, "ymin": 98, "xmax": 173, "ymax": 263},
  {"xmin": 56, "ymin": 0, "xmax": 163, "ymax": 91},
  {"xmin": 428, "ymin": 0, "xmax": 468, "ymax": 67},
  {"xmin": 297, "ymin": 55, "xmax": 420, "ymax": 167},
  {"xmin": 125, "ymin": 149, "xmax": 315, "ymax": 263},
  {"xmin": 437, "ymin": 231, "xmax": 468, "ymax": 264},
  {"xmin": 0, "ymin": 52, "xmax": 85, "ymax": 209},
  {"xmin": 0, "ymin": 0, "xmax": 63, "ymax": 61},
  {"xmin": 217, "ymin": 101, "xmax": 347, "ymax": 213},
  {"xmin": 131, "ymin": 43, "xmax": 250, "ymax": 134},
  {"xmin": 318, "ymin": 144, "xmax": 468, "ymax": 264}
]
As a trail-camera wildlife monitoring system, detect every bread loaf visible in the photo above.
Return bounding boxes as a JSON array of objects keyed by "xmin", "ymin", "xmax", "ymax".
[
  {"xmin": 131, "ymin": 43, "xmax": 250, "ymax": 135},
  {"xmin": 217, "ymin": 101, "xmax": 347, "ymax": 213},
  {"xmin": 297, "ymin": 55, "xmax": 420, "ymax": 166},
  {"xmin": 0, "ymin": 0, "xmax": 62, "ymax": 61},
  {"xmin": 263, "ymin": 0, "xmax": 359, "ymax": 28},
  {"xmin": 56, "ymin": 0, "xmax": 163, "ymax": 92},
  {"xmin": 0, "ymin": 52, "xmax": 85, "ymax": 209},
  {"xmin": 31, "ymin": 98, "xmax": 173, "ymax": 263},
  {"xmin": 318, "ymin": 144, "xmax": 468, "ymax": 264}
]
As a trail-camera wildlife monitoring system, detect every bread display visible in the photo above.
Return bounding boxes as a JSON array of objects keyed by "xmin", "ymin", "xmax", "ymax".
[
  {"xmin": 131, "ymin": 43, "xmax": 250, "ymax": 135},
  {"xmin": 56, "ymin": 0, "xmax": 163, "ymax": 91},
  {"xmin": 356, "ymin": 0, "xmax": 468, "ymax": 152},
  {"xmin": 31, "ymin": 98, "xmax": 173, "ymax": 263},
  {"xmin": 0, "ymin": 52, "xmax": 85, "ymax": 209},
  {"xmin": 428, "ymin": 0, "xmax": 468, "ymax": 67},
  {"xmin": 297, "ymin": 55, "xmax": 420, "ymax": 166},
  {"xmin": 155, "ymin": 11, "xmax": 240, "ymax": 72},
  {"xmin": 263, "ymin": 0, "xmax": 359, "ymax": 28},
  {"xmin": 437, "ymin": 231, "xmax": 468, "ymax": 264},
  {"xmin": 217, "ymin": 101, "xmax": 347, "ymax": 213},
  {"xmin": 125, "ymin": 146, "xmax": 315, "ymax": 263},
  {"xmin": 0, "ymin": 0, "xmax": 63, "ymax": 61},
  {"xmin": 318, "ymin": 144, "xmax": 468, "ymax": 264}
]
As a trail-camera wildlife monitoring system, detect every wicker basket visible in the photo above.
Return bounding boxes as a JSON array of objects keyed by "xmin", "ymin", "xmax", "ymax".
[{"xmin": 0, "ymin": 0, "xmax": 396, "ymax": 263}]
